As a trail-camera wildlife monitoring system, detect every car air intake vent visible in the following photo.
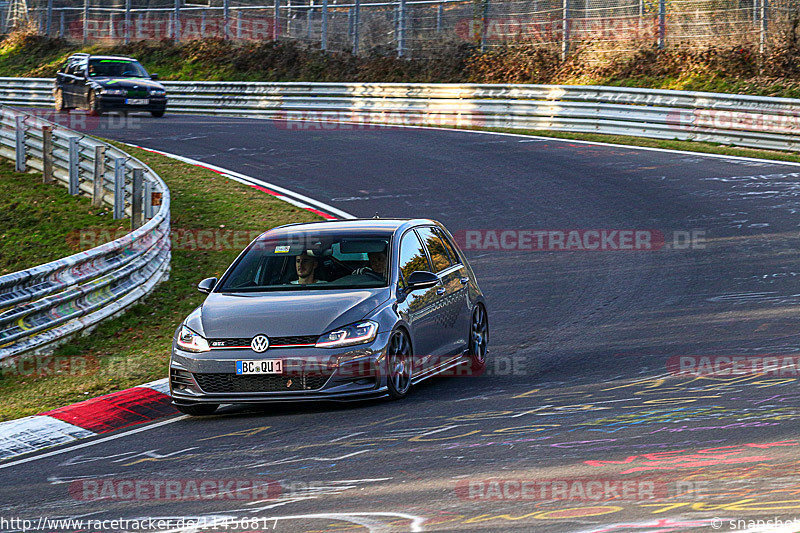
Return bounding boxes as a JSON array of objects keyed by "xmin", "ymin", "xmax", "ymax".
[
  {"xmin": 194, "ymin": 373, "xmax": 330, "ymax": 393},
  {"xmin": 208, "ymin": 335, "xmax": 318, "ymax": 349},
  {"xmin": 170, "ymin": 368, "xmax": 195, "ymax": 389}
]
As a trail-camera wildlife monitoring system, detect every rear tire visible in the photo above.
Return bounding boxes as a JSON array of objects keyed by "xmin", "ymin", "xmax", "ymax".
[
  {"xmin": 386, "ymin": 329, "xmax": 412, "ymax": 400},
  {"xmin": 54, "ymin": 89, "xmax": 69, "ymax": 113},
  {"xmin": 150, "ymin": 109, "xmax": 165, "ymax": 118},
  {"xmin": 175, "ymin": 403, "xmax": 218, "ymax": 416}
]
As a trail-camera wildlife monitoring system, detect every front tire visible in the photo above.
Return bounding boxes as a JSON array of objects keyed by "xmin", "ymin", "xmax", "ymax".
[
  {"xmin": 150, "ymin": 109, "xmax": 165, "ymax": 118},
  {"xmin": 468, "ymin": 304, "xmax": 488, "ymax": 375},
  {"xmin": 175, "ymin": 403, "xmax": 218, "ymax": 416},
  {"xmin": 386, "ymin": 329, "xmax": 412, "ymax": 400},
  {"xmin": 87, "ymin": 90, "xmax": 100, "ymax": 116}
]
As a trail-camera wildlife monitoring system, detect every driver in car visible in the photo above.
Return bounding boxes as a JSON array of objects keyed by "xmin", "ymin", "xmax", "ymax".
[
  {"xmin": 354, "ymin": 250, "xmax": 388, "ymax": 279},
  {"xmin": 291, "ymin": 253, "xmax": 327, "ymax": 285}
]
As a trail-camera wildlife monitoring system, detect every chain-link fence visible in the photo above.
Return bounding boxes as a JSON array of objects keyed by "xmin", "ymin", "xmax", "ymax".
[{"xmin": 5, "ymin": 0, "xmax": 800, "ymax": 59}]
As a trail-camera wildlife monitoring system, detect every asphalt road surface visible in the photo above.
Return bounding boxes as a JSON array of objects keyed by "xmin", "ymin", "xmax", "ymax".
[{"xmin": 3, "ymin": 114, "xmax": 800, "ymax": 532}]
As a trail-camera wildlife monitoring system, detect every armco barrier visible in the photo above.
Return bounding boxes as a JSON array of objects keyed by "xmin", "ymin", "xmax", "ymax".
[
  {"xmin": 1, "ymin": 79, "xmax": 800, "ymax": 151},
  {"xmin": 0, "ymin": 106, "xmax": 171, "ymax": 360}
]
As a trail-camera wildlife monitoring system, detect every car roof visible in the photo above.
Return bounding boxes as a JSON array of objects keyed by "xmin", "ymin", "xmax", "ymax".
[
  {"xmin": 264, "ymin": 218, "xmax": 440, "ymax": 237},
  {"xmin": 72, "ymin": 54, "xmax": 138, "ymax": 62}
]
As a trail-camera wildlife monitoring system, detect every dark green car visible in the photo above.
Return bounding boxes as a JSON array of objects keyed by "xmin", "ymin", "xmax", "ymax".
[{"xmin": 54, "ymin": 53, "xmax": 167, "ymax": 117}]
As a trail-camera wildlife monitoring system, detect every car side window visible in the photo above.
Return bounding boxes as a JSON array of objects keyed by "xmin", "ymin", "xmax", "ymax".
[
  {"xmin": 433, "ymin": 227, "xmax": 462, "ymax": 265},
  {"xmin": 398, "ymin": 231, "xmax": 431, "ymax": 286},
  {"xmin": 416, "ymin": 227, "xmax": 452, "ymax": 273}
]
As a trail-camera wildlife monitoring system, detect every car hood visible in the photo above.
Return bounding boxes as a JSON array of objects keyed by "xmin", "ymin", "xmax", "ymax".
[
  {"xmin": 91, "ymin": 77, "xmax": 165, "ymax": 90},
  {"xmin": 191, "ymin": 289, "xmax": 391, "ymax": 339}
]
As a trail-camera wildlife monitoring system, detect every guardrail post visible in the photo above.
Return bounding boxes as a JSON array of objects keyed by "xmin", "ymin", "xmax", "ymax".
[
  {"xmin": 658, "ymin": 0, "xmax": 665, "ymax": 49},
  {"xmin": 14, "ymin": 116, "xmax": 25, "ymax": 173},
  {"xmin": 92, "ymin": 145, "xmax": 106, "ymax": 207},
  {"xmin": 352, "ymin": 0, "xmax": 360, "ymax": 55},
  {"xmin": 113, "ymin": 157, "xmax": 126, "ymax": 220},
  {"xmin": 273, "ymin": 0, "xmax": 280, "ymax": 40},
  {"xmin": 321, "ymin": 0, "xmax": 328, "ymax": 50},
  {"xmin": 144, "ymin": 180, "xmax": 153, "ymax": 220},
  {"xmin": 42, "ymin": 126, "xmax": 53, "ymax": 184},
  {"xmin": 68, "ymin": 137, "xmax": 80, "ymax": 195},
  {"xmin": 131, "ymin": 168, "xmax": 144, "ymax": 229}
]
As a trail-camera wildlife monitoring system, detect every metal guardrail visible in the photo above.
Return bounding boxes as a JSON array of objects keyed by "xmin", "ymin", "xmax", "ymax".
[
  {"xmin": 1, "ymin": 78, "xmax": 799, "ymax": 152},
  {"xmin": 0, "ymin": 106, "xmax": 171, "ymax": 360}
]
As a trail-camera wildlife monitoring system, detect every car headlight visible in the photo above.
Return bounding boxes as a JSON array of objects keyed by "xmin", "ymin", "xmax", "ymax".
[
  {"xmin": 100, "ymin": 88, "xmax": 126, "ymax": 96},
  {"xmin": 316, "ymin": 321, "xmax": 378, "ymax": 348},
  {"xmin": 150, "ymin": 89, "xmax": 166, "ymax": 96},
  {"xmin": 176, "ymin": 325, "xmax": 210, "ymax": 353}
]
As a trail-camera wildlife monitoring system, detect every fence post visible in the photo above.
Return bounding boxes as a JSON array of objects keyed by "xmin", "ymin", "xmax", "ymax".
[
  {"xmin": 92, "ymin": 145, "xmax": 106, "ymax": 207},
  {"xmin": 59, "ymin": 10, "xmax": 65, "ymax": 38},
  {"xmin": 131, "ymin": 168, "xmax": 144, "ymax": 230},
  {"xmin": 174, "ymin": 0, "xmax": 181, "ymax": 42},
  {"xmin": 42, "ymin": 126, "xmax": 53, "ymax": 184},
  {"xmin": 480, "ymin": 0, "xmax": 489, "ymax": 52},
  {"xmin": 45, "ymin": 0, "xmax": 53, "ymax": 36},
  {"xmin": 561, "ymin": 0, "xmax": 570, "ymax": 60},
  {"xmin": 658, "ymin": 0, "xmax": 665, "ymax": 49},
  {"xmin": 68, "ymin": 137, "xmax": 80, "ymax": 195},
  {"xmin": 436, "ymin": 2, "xmax": 442, "ymax": 32},
  {"xmin": 223, "ymin": 0, "xmax": 230, "ymax": 39},
  {"xmin": 352, "ymin": 0, "xmax": 360, "ymax": 55},
  {"xmin": 83, "ymin": 0, "xmax": 89, "ymax": 43},
  {"xmin": 274, "ymin": 0, "xmax": 280, "ymax": 40},
  {"xmin": 236, "ymin": 9, "xmax": 242, "ymax": 39},
  {"xmin": 109, "ymin": 12, "xmax": 115, "ymax": 39},
  {"xmin": 14, "ymin": 116, "xmax": 25, "ymax": 173},
  {"xmin": 113, "ymin": 157, "xmax": 126, "ymax": 220},
  {"xmin": 760, "ymin": 0, "xmax": 768, "ymax": 56},
  {"xmin": 397, "ymin": 0, "xmax": 405, "ymax": 57},
  {"xmin": 321, "ymin": 0, "xmax": 328, "ymax": 50},
  {"xmin": 307, "ymin": 0, "xmax": 314, "ymax": 40},
  {"xmin": 124, "ymin": 0, "xmax": 131, "ymax": 43}
]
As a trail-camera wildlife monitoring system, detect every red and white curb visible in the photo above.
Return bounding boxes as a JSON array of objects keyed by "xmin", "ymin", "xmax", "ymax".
[
  {"xmin": 0, "ymin": 379, "xmax": 171, "ymax": 462},
  {"xmin": 0, "ymin": 152, "xmax": 354, "ymax": 464}
]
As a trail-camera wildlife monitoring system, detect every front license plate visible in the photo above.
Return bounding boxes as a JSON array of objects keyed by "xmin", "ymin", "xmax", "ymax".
[
  {"xmin": 236, "ymin": 360, "xmax": 283, "ymax": 375},
  {"xmin": 126, "ymin": 98, "xmax": 148, "ymax": 105}
]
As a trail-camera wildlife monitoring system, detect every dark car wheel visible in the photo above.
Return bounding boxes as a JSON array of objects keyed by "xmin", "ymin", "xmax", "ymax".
[
  {"xmin": 468, "ymin": 304, "xmax": 488, "ymax": 374},
  {"xmin": 87, "ymin": 90, "xmax": 100, "ymax": 116},
  {"xmin": 150, "ymin": 109, "xmax": 165, "ymax": 118},
  {"xmin": 386, "ymin": 329, "xmax": 412, "ymax": 399},
  {"xmin": 54, "ymin": 89, "xmax": 69, "ymax": 113},
  {"xmin": 175, "ymin": 403, "xmax": 218, "ymax": 416}
]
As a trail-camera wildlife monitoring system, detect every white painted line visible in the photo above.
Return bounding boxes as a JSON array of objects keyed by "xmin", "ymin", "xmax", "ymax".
[
  {"xmin": 0, "ymin": 415, "xmax": 188, "ymax": 470},
  {"xmin": 0, "ymin": 416, "xmax": 94, "ymax": 462},
  {"xmin": 125, "ymin": 143, "xmax": 356, "ymax": 219}
]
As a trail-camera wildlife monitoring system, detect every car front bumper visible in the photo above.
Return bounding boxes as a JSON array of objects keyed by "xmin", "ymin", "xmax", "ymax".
[
  {"xmin": 97, "ymin": 95, "xmax": 167, "ymax": 112},
  {"xmin": 169, "ymin": 331, "xmax": 392, "ymax": 405}
]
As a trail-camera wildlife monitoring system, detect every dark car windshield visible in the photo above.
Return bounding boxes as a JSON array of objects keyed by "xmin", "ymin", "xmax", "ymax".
[
  {"xmin": 88, "ymin": 59, "xmax": 149, "ymax": 78},
  {"xmin": 219, "ymin": 231, "xmax": 392, "ymax": 292}
]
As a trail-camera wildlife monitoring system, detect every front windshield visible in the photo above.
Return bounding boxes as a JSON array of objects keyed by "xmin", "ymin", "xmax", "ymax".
[
  {"xmin": 219, "ymin": 231, "xmax": 392, "ymax": 292},
  {"xmin": 88, "ymin": 59, "xmax": 149, "ymax": 78}
]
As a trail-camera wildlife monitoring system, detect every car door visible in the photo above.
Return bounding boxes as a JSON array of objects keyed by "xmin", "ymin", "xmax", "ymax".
[
  {"xmin": 61, "ymin": 60, "xmax": 78, "ymax": 107},
  {"xmin": 416, "ymin": 226, "xmax": 470, "ymax": 362},
  {"xmin": 433, "ymin": 226, "xmax": 472, "ymax": 351},
  {"xmin": 395, "ymin": 229, "xmax": 441, "ymax": 377},
  {"xmin": 73, "ymin": 60, "xmax": 89, "ymax": 108}
]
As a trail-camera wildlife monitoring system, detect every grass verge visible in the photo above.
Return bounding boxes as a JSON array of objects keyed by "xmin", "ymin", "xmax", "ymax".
[
  {"xmin": 0, "ymin": 143, "xmax": 318, "ymax": 421},
  {"xmin": 0, "ymin": 157, "xmax": 126, "ymax": 275}
]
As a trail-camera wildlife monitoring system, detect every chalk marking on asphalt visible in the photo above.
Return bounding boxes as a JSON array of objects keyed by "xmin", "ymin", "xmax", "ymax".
[
  {"xmin": 162, "ymin": 512, "xmax": 427, "ymax": 533},
  {"xmin": 0, "ymin": 416, "xmax": 188, "ymax": 470},
  {"xmin": 329, "ymin": 432, "xmax": 366, "ymax": 442},
  {"xmin": 510, "ymin": 405, "xmax": 554, "ymax": 417}
]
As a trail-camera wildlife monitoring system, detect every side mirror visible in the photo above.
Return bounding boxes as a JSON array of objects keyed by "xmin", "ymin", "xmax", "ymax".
[
  {"xmin": 197, "ymin": 277, "xmax": 217, "ymax": 294},
  {"xmin": 406, "ymin": 271, "xmax": 439, "ymax": 291},
  {"xmin": 150, "ymin": 73, "xmax": 160, "ymax": 80}
]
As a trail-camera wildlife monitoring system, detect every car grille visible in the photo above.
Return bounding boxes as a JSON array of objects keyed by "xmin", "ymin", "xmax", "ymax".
[
  {"xmin": 126, "ymin": 89, "xmax": 148, "ymax": 98},
  {"xmin": 208, "ymin": 335, "xmax": 318, "ymax": 349},
  {"xmin": 194, "ymin": 372, "xmax": 330, "ymax": 393}
]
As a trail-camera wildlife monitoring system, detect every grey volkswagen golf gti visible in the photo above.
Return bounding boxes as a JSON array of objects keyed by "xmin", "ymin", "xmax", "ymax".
[{"xmin": 169, "ymin": 218, "xmax": 488, "ymax": 415}]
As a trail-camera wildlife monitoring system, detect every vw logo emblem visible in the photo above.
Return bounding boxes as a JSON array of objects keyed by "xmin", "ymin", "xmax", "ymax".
[{"xmin": 250, "ymin": 335, "xmax": 270, "ymax": 353}]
